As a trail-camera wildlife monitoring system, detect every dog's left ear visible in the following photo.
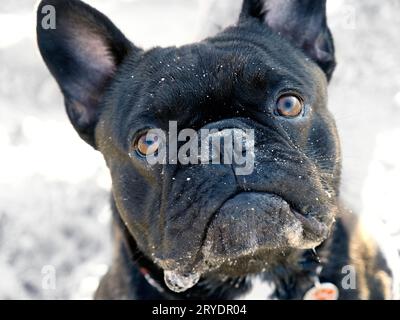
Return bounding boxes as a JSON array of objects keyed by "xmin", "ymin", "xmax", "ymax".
[
  {"xmin": 240, "ymin": 0, "xmax": 336, "ymax": 80},
  {"xmin": 37, "ymin": 0, "xmax": 139, "ymax": 147}
]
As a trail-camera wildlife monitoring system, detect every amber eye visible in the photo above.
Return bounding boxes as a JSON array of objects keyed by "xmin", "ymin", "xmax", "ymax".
[
  {"xmin": 276, "ymin": 94, "xmax": 304, "ymax": 117},
  {"xmin": 134, "ymin": 131, "xmax": 161, "ymax": 157}
]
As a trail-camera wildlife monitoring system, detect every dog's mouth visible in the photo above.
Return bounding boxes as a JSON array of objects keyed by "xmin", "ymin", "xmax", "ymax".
[
  {"xmin": 203, "ymin": 192, "xmax": 330, "ymax": 258},
  {"xmin": 156, "ymin": 192, "xmax": 334, "ymax": 292}
]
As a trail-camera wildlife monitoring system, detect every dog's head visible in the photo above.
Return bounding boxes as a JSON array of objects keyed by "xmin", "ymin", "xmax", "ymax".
[{"xmin": 37, "ymin": 0, "xmax": 340, "ymax": 288}]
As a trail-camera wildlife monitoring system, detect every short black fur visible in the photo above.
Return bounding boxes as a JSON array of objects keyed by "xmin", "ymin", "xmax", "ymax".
[{"xmin": 37, "ymin": 0, "xmax": 393, "ymax": 300}]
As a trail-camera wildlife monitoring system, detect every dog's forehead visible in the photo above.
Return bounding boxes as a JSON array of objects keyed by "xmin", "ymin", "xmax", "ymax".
[
  {"xmin": 103, "ymin": 25, "xmax": 325, "ymax": 146},
  {"xmin": 139, "ymin": 39, "xmax": 313, "ymax": 94},
  {"xmin": 139, "ymin": 44, "xmax": 267, "ymax": 109},
  {"xmin": 130, "ymin": 42, "xmax": 315, "ymax": 107},
  {"xmin": 137, "ymin": 26, "xmax": 321, "ymax": 106}
]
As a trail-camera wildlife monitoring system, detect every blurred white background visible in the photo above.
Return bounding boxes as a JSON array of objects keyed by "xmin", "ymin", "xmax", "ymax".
[{"xmin": 0, "ymin": 0, "xmax": 399, "ymax": 299}]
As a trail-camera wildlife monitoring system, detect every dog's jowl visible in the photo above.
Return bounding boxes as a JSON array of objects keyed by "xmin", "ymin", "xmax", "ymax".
[{"xmin": 37, "ymin": 0, "xmax": 396, "ymax": 299}]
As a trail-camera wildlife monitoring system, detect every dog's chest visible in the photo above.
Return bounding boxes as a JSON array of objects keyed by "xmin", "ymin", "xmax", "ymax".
[{"xmin": 235, "ymin": 276, "xmax": 277, "ymax": 300}]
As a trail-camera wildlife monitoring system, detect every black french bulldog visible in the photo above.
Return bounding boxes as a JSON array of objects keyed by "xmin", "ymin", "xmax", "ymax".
[{"xmin": 37, "ymin": 0, "xmax": 396, "ymax": 299}]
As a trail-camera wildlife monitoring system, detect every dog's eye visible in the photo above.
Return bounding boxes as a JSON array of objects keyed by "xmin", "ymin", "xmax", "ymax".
[
  {"xmin": 276, "ymin": 94, "xmax": 304, "ymax": 117},
  {"xmin": 134, "ymin": 131, "xmax": 161, "ymax": 157}
]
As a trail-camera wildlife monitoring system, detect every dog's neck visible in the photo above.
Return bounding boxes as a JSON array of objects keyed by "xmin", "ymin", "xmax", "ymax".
[{"xmin": 112, "ymin": 203, "xmax": 336, "ymax": 300}]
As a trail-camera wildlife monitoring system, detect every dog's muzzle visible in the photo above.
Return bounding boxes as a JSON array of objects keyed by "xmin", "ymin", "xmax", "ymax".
[
  {"xmin": 202, "ymin": 192, "xmax": 330, "ymax": 263},
  {"xmin": 157, "ymin": 191, "xmax": 334, "ymax": 292}
]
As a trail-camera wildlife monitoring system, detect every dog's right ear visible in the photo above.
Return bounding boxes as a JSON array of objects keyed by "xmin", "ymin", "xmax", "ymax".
[
  {"xmin": 240, "ymin": 0, "xmax": 336, "ymax": 80},
  {"xmin": 37, "ymin": 0, "xmax": 140, "ymax": 147}
]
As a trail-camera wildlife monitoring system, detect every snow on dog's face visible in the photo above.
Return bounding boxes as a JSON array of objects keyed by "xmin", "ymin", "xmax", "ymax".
[{"xmin": 37, "ymin": 0, "xmax": 340, "ymax": 284}]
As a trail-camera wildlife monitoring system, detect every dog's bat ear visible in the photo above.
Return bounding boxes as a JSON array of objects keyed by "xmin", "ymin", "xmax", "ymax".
[
  {"xmin": 240, "ymin": 0, "xmax": 336, "ymax": 80},
  {"xmin": 36, "ymin": 0, "xmax": 140, "ymax": 147}
]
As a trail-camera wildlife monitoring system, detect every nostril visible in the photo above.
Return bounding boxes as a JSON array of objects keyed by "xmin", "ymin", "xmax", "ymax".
[
  {"xmin": 197, "ymin": 118, "xmax": 252, "ymax": 132},
  {"xmin": 196, "ymin": 123, "xmax": 255, "ymax": 168}
]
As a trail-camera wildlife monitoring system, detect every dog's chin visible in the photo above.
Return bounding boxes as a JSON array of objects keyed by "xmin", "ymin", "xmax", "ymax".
[
  {"xmin": 193, "ymin": 192, "xmax": 331, "ymax": 276},
  {"xmin": 155, "ymin": 192, "xmax": 333, "ymax": 279},
  {"xmin": 197, "ymin": 246, "xmax": 295, "ymax": 278},
  {"xmin": 150, "ymin": 192, "xmax": 335, "ymax": 292}
]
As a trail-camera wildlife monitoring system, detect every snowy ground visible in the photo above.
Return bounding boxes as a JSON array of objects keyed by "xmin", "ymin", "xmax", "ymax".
[{"xmin": 0, "ymin": 0, "xmax": 399, "ymax": 299}]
